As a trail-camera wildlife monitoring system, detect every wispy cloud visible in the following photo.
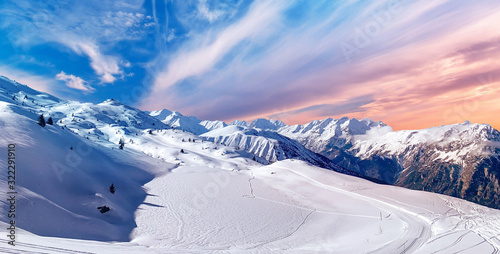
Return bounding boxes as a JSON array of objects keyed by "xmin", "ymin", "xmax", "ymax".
[
  {"xmin": 197, "ymin": 0, "xmax": 224, "ymax": 22},
  {"xmin": 56, "ymin": 71, "xmax": 94, "ymax": 92},
  {"xmin": 142, "ymin": 0, "xmax": 288, "ymax": 109},
  {"xmin": 0, "ymin": 0, "xmax": 148, "ymax": 84},
  {"xmin": 139, "ymin": 0, "xmax": 500, "ymax": 130},
  {"xmin": 65, "ymin": 40, "xmax": 124, "ymax": 84}
]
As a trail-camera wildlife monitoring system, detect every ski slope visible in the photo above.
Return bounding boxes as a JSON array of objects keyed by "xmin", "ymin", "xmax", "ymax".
[{"xmin": 4, "ymin": 159, "xmax": 500, "ymax": 253}]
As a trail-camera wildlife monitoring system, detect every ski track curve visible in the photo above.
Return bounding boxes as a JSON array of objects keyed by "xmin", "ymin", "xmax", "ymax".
[{"xmin": 270, "ymin": 165, "xmax": 433, "ymax": 254}]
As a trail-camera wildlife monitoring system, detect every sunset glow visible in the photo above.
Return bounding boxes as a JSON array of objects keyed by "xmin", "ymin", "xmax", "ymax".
[{"xmin": 1, "ymin": 0, "xmax": 499, "ymax": 130}]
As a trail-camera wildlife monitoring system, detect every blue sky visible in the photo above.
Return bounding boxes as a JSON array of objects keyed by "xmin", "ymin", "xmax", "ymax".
[{"xmin": 1, "ymin": 0, "xmax": 500, "ymax": 130}]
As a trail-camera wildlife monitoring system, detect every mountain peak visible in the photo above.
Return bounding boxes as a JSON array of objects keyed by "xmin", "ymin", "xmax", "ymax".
[
  {"xmin": 249, "ymin": 118, "xmax": 287, "ymax": 130},
  {"xmin": 229, "ymin": 120, "xmax": 249, "ymax": 127}
]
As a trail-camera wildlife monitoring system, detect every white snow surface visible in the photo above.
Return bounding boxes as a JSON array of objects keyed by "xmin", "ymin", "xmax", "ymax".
[{"xmin": 0, "ymin": 76, "xmax": 500, "ymax": 253}]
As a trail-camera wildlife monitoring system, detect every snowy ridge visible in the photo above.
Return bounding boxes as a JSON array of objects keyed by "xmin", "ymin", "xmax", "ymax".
[
  {"xmin": 0, "ymin": 99, "xmax": 155, "ymax": 241},
  {"xmin": 200, "ymin": 125, "xmax": 349, "ymax": 173},
  {"xmin": 229, "ymin": 119, "xmax": 249, "ymax": 127},
  {"xmin": 278, "ymin": 117, "xmax": 391, "ymax": 156},
  {"xmin": 352, "ymin": 121, "xmax": 500, "ymax": 164},
  {"xmin": 149, "ymin": 109, "xmax": 226, "ymax": 135},
  {"xmin": 248, "ymin": 118, "xmax": 287, "ymax": 130}
]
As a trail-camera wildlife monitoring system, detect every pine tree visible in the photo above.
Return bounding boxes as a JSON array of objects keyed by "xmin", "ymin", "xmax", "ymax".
[
  {"xmin": 119, "ymin": 138, "xmax": 125, "ymax": 150},
  {"xmin": 180, "ymin": 149, "xmax": 185, "ymax": 153},
  {"xmin": 37, "ymin": 114, "xmax": 46, "ymax": 127},
  {"xmin": 148, "ymin": 130, "xmax": 153, "ymax": 135},
  {"xmin": 47, "ymin": 117, "xmax": 53, "ymax": 125},
  {"xmin": 109, "ymin": 184, "xmax": 115, "ymax": 194}
]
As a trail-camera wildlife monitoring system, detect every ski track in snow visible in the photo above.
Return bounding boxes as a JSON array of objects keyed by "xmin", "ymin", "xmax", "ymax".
[{"xmin": 269, "ymin": 165, "xmax": 432, "ymax": 254}]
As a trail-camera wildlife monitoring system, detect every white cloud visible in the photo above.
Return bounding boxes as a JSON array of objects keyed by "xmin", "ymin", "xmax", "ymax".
[
  {"xmin": 150, "ymin": 1, "xmax": 287, "ymax": 95},
  {"xmin": 56, "ymin": 71, "xmax": 94, "ymax": 92},
  {"xmin": 0, "ymin": 65, "xmax": 53, "ymax": 93},
  {"xmin": 1, "ymin": 1, "xmax": 147, "ymax": 84},
  {"xmin": 67, "ymin": 41, "xmax": 122, "ymax": 83},
  {"xmin": 197, "ymin": 0, "xmax": 224, "ymax": 22}
]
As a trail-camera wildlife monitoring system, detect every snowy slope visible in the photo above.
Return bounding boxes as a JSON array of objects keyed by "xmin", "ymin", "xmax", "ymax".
[
  {"xmin": 0, "ymin": 101, "xmax": 158, "ymax": 241},
  {"xmin": 4, "ymin": 159, "xmax": 500, "ymax": 253}
]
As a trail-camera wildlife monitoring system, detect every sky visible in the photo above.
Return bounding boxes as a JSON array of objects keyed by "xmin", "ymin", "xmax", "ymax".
[{"xmin": 1, "ymin": 0, "xmax": 499, "ymax": 131}]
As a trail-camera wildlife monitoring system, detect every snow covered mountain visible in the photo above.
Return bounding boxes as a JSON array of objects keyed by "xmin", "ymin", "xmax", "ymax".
[
  {"xmin": 149, "ymin": 111, "xmax": 364, "ymax": 176},
  {"xmin": 149, "ymin": 109, "xmax": 226, "ymax": 135},
  {"xmin": 275, "ymin": 117, "xmax": 500, "ymax": 209},
  {"xmin": 147, "ymin": 105, "xmax": 500, "ymax": 209},
  {"xmin": 227, "ymin": 118, "xmax": 287, "ymax": 130},
  {"xmin": 278, "ymin": 117, "xmax": 391, "ymax": 156},
  {"xmin": 2, "ymin": 75, "xmax": 500, "ymax": 253},
  {"xmin": 348, "ymin": 121, "xmax": 500, "ymax": 209},
  {"xmin": 200, "ymin": 125, "xmax": 359, "ymax": 176}
]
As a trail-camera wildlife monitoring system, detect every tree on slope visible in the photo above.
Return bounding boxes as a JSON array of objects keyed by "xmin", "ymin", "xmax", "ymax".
[
  {"xmin": 47, "ymin": 117, "xmax": 53, "ymax": 125},
  {"xmin": 119, "ymin": 138, "xmax": 125, "ymax": 150},
  {"xmin": 37, "ymin": 114, "xmax": 46, "ymax": 127}
]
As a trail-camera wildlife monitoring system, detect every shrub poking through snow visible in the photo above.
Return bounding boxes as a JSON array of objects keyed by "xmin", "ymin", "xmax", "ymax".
[{"xmin": 97, "ymin": 206, "xmax": 110, "ymax": 214}]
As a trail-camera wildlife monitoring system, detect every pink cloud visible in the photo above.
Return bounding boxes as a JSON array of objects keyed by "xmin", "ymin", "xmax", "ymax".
[{"xmin": 140, "ymin": 0, "xmax": 500, "ymax": 131}]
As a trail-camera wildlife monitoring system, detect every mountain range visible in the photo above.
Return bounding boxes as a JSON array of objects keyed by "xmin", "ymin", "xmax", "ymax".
[
  {"xmin": 1, "ymin": 75, "xmax": 500, "ymax": 252},
  {"xmin": 3, "ymin": 74, "xmax": 498, "ymax": 210},
  {"xmin": 149, "ymin": 98, "xmax": 500, "ymax": 209}
]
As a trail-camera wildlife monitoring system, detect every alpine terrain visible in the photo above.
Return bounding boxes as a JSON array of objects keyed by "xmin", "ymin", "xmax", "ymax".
[{"xmin": 1, "ymin": 75, "xmax": 500, "ymax": 253}]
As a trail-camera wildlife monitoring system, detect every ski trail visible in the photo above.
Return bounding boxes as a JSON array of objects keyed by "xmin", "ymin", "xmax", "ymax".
[
  {"xmin": 270, "ymin": 165, "xmax": 433, "ymax": 253},
  {"xmin": 0, "ymin": 239, "xmax": 96, "ymax": 254}
]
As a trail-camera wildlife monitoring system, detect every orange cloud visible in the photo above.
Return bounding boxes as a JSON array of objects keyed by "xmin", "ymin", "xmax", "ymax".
[{"xmin": 248, "ymin": 11, "xmax": 500, "ymax": 131}]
